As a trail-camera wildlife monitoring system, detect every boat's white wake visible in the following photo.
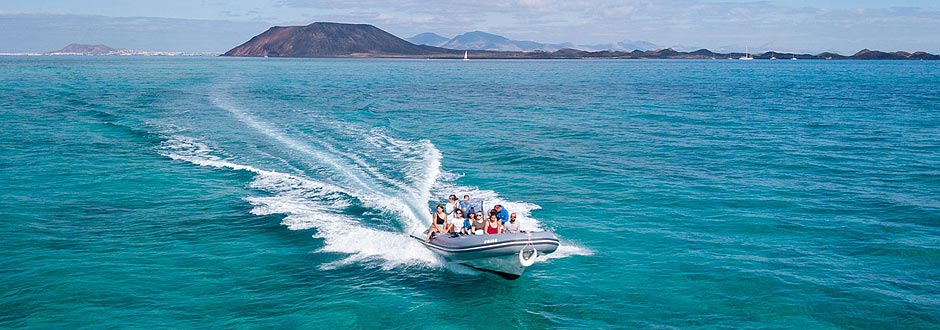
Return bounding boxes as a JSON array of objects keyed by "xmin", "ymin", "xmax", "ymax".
[
  {"xmin": 158, "ymin": 135, "xmax": 442, "ymax": 269},
  {"xmin": 156, "ymin": 95, "xmax": 591, "ymax": 272}
]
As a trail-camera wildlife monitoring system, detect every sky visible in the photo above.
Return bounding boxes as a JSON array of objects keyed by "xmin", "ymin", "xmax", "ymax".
[{"xmin": 2, "ymin": 0, "xmax": 939, "ymax": 53}]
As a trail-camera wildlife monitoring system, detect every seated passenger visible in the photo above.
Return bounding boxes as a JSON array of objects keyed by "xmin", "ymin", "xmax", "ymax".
[
  {"xmin": 454, "ymin": 209, "xmax": 467, "ymax": 234},
  {"xmin": 461, "ymin": 211, "xmax": 475, "ymax": 235},
  {"xmin": 485, "ymin": 214, "xmax": 502, "ymax": 235},
  {"xmin": 471, "ymin": 212, "xmax": 486, "ymax": 235},
  {"xmin": 426, "ymin": 204, "xmax": 454, "ymax": 242},
  {"xmin": 494, "ymin": 204, "xmax": 509, "ymax": 224},
  {"xmin": 503, "ymin": 213, "xmax": 520, "ymax": 233}
]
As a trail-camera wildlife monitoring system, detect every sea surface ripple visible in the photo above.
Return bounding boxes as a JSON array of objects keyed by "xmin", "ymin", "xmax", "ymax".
[{"xmin": 1, "ymin": 57, "xmax": 938, "ymax": 329}]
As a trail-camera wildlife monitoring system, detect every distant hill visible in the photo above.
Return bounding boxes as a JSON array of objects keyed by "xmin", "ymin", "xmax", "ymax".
[
  {"xmin": 223, "ymin": 22, "xmax": 456, "ymax": 57},
  {"xmin": 582, "ymin": 40, "xmax": 659, "ymax": 51},
  {"xmin": 406, "ymin": 33, "xmax": 449, "ymax": 47},
  {"xmin": 408, "ymin": 31, "xmax": 658, "ymax": 52},
  {"xmin": 223, "ymin": 22, "xmax": 938, "ymax": 60},
  {"xmin": 438, "ymin": 31, "xmax": 572, "ymax": 52},
  {"xmin": 849, "ymin": 49, "xmax": 939, "ymax": 60},
  {"xmin": 49, "ymin": 43, "xmax": 128, "ymax": 55},
  {"xmin": 38, "ymin": 43, "xmax": 219, "ymax": 56}
]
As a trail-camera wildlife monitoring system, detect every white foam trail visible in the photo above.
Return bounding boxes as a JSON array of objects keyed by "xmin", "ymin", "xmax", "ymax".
[
  {"xmin": 209, "ymin": 96, "xmax": 436, "ymax": 230},
  {"xmin": 248, "ymin": 196, "xmax": 440, "ymax": 270},
  {"xmin": 157, "ymin": 136, "xmax": 443, "ymax": 269},
  {"xmin": 539, "ymin": 243, "xmax": 594, "ymax": 261}
]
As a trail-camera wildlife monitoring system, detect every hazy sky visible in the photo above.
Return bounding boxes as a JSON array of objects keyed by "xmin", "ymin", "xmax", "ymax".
[{"xmin": 2, "ymin": 0, "xmax": 939, "ymax": 53}]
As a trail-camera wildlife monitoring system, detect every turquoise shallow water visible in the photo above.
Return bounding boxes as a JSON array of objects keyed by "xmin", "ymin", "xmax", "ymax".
[{"xmin": 1, "ymin": 57, "xmax": 939, "ymax": 329}]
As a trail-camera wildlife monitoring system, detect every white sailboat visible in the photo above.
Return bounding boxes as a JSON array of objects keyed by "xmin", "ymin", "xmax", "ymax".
[
  {"xmin": 739, "ymin": 46, "xmax": 754, "ymax": 60},
  {"xmin": 463, "ymin": 51, "xmax": 469, "ymax": 61}
]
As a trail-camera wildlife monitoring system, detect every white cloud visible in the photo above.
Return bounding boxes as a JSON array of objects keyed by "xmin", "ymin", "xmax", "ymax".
[
  {"xmin": 266, "ymin": 0, "xmax": 940, "ymax": 52},
  {"xmin": 0, "ymin": 13, "xmax": 271, "ymax": 52}
]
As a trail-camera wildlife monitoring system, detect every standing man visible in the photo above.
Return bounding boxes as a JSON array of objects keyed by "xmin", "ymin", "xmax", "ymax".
[
  {"xmin": 459, "ymin": 194, "xmax": 474, "ymax": 218},
  {"xmin": 445, "ymin": 195, "xmax": 459, "ymax": 218}
]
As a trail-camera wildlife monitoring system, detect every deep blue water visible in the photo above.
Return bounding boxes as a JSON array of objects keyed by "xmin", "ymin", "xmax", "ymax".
[{"xmin": 1, "ymin": 57, "xmax": 939, "ymax": 329}]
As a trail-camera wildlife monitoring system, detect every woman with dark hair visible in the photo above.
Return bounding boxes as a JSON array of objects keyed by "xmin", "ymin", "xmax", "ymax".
[
  {"xmin": 426, "ymin": 204, "xmax": 454, "ymax": 242},
  {"xmin": 460, "ymin": 210, "xmax": 474, "ymax": 235},
  {"xmin": 484, "ymin": 214, "xmax": 502, "ymax": 235},
  {"xmin": 471, "ymin": 211, "xmax": 486, "ymax": 235}
]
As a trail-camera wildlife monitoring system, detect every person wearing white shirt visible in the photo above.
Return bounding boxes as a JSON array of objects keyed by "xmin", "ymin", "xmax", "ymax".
[
  {"xmin": 504, "ymin": 213, "xmax": 521, "ymax": 233},
  {"xmin": 445, "ymin": 194, "xmax": 460, "ymax": 218}
]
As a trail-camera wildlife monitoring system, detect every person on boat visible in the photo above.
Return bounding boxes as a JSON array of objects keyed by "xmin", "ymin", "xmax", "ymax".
[
  {"xmin": 503, "ymin": 213, "xmax": 520, "ymax": 234},
  {"xmin": 454, "ymin": 209, "xmax": 466, "ymax": 233},
  {"xmin": 445, "ymin": 195, "xmax": 460, "ymax": 218},
  {"xmin": 471, "ymin": 212, "xmax": 486, "ymax": 235},
  {"xmin": 461, "ymin": 211, "xmax": 475, "ymax": 235},
  {"xmin": 485, "ymin": 214, "xmax": 503, "ymax": 235},
  {"xmin": 459, "ymin": 194, "xmax": 474, "ymax": 217},
  {"xmin": 494, "ymin": 204, "xmax": 509, "ymax": 224},
  {"xmin": 426, "ymin": 204, "xmax": 454, "ymax": 242}
]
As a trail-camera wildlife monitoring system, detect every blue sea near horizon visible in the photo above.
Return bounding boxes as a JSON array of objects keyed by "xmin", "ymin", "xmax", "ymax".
[{"xmin": 1, "ymin": 56, "xmax": 938, "ymax": 329}]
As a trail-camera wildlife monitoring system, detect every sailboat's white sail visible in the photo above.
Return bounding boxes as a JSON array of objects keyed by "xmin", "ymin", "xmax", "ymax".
[{"xmin": 739, "ymin": 46, "xmax": 754, "ymax": 60}]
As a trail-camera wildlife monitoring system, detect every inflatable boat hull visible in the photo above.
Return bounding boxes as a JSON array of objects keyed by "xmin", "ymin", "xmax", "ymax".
[{"xmin": 412, "ymin": 231, "xmax": 560, "ymax": 280}]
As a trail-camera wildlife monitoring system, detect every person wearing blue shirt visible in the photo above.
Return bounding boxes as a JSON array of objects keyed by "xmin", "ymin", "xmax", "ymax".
[
  {"xmin": 494, "ymin": 204, "xmax": 509, "ymax": 224},
  {"xmin": 459, "ymin": 194, "xmax": 474, "ymax": 218},
  {"xmin": 461, "ymin": 212, "xmax": 476, "ymax": 235}
]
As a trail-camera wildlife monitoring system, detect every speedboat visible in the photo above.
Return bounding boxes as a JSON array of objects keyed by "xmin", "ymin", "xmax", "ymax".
[{"xmin": 411, "ymin": 231, "xmax": 560, "ymax": 280}]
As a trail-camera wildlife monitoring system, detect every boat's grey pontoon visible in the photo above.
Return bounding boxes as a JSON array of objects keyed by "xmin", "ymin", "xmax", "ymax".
[{"xmin": 411, "ymin": 231, "xmax": 560, "ymax": 279}]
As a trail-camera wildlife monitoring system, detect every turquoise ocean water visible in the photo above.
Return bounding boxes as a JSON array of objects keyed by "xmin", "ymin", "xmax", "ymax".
[{"xmin": 1, "ymin": 57, "xmax": 938, "ymax": 328}]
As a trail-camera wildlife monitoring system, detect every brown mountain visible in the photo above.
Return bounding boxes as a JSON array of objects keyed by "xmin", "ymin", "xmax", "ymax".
[
  {"xmin": 909, "ymin": 51, "xmax": 940, "ymax": 60},
  {"xmin": 852, "ymin": 49, "xmax": 940, "ymax": 60},
  {"xmin": 852, "ymin": 49, "xmax": 906, "ymax": 60},
  {"xmin": 223, "ymin": 22, "xmax": 457, "ymax": 57}
]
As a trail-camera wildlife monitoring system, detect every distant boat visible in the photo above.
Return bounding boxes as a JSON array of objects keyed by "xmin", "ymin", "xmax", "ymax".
[
  {"xmin": 770, "ymin": 52, "xmax": 777, "ymax": 60},
  {"xmin": 739, "ymin": 46, "xmax": 754, "ymax": 60},
  {"xmin": 463, "ymin": 51, "xmax": 469, "ymax": 61},
  {"xmin": 791, "ymin": 56, "xmax": 797, "ymax": 61}
]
